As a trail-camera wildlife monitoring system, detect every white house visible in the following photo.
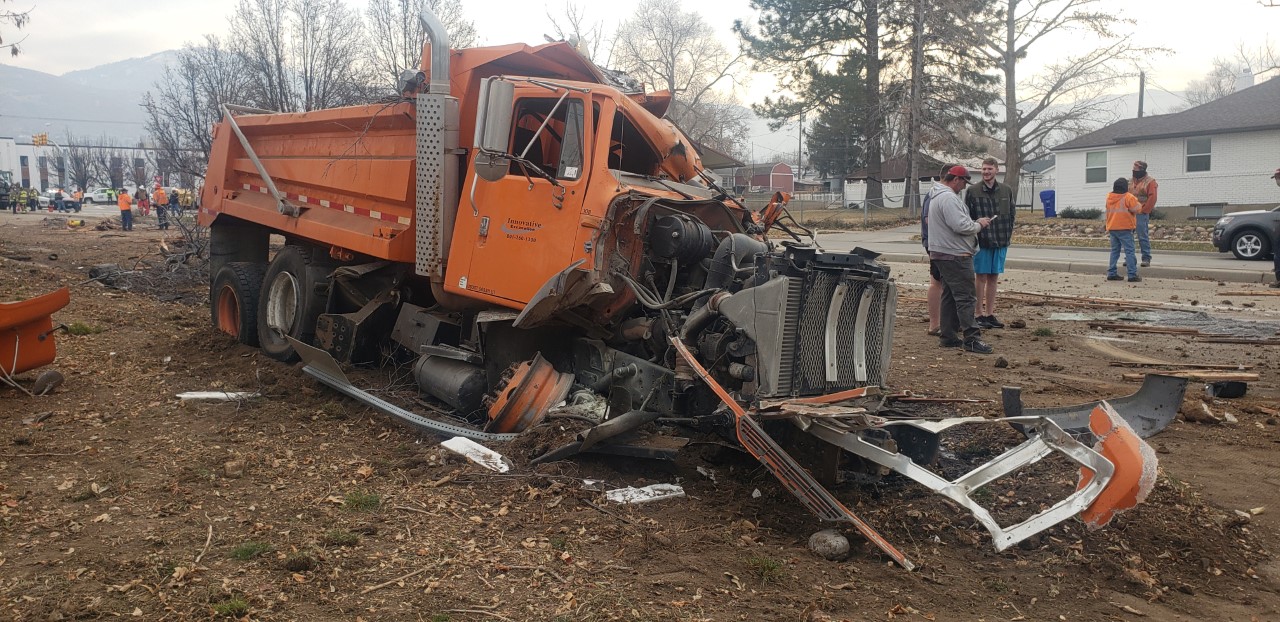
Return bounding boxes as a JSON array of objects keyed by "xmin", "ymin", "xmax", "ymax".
[{"xmin": 1050, "ymin": 76, "xmax": 1280, "ymax": 218}]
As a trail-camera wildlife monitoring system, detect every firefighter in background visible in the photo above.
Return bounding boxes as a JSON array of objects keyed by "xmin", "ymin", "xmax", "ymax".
[
  {"xmin": 26, "ymin": 187, "xmax": 38, "ymax": 212},
  {"xmin": 137, "ymin": 186, "xmax": 151, "ymax": 217},
  {"xmin": 1, "ymin": 179, "xmax": 11, "ymax": 214}
]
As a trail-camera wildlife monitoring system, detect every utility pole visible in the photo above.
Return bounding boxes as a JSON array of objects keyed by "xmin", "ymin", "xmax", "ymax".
[
  {"xmin": 797, "ymin": 112, "xmax": 804, "ymax": 188},
  {"xmin": 1137, "ymin": 71, "xmax": 1146, "ymax": 118}
]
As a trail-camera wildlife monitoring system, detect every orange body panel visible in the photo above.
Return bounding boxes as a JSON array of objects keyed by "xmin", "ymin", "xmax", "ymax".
[
  {"xmin": 1078, "ymin": 402, "xmax": 1158, "ymax": 529},
  {"xmin": 201, "ymin": 40, "xmax": 723, "ymax": 312},
  {"xmin": 0, "ymin": 287, "xmax": 70, "ymax": 375}
]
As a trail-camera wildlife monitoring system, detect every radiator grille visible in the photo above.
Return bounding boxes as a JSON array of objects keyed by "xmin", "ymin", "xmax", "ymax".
[{"xmin": 785, "ymin": 270, "xmax": 892, "ymax": 395}]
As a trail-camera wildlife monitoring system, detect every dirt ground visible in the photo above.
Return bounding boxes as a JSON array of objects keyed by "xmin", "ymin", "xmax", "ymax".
[{"xmin": 3, "ymin": 212, "xmax": 1280, "ymax": 622}]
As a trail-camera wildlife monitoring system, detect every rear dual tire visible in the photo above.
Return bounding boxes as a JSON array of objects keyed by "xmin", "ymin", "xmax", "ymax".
[
  {"xmin": 257, "ymin": 245, "xmax": 333, "ymax": 362},
  {"xmin": 211, "ymin": 262, "xmax": 266, "ymax": 346}
]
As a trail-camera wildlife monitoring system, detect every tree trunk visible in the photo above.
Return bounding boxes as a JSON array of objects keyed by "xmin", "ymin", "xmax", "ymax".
[
  {"xmin": 905, "ymin": 0, "xmax": 924, "ymax": 216},
  {"xmin": 864, "ymin": 0, "xmax": 883, "ymax": 209},
  {"xmin": 1002, "ymin": 0, "xmax": 1022, "ymax": 198}
]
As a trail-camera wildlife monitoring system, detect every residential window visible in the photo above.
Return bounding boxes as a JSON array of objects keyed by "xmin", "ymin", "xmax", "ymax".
[
  {"xmin": 1085, "ymin": 151, "xmax": 1107, "ymax": 183},
  {"xmin": 1186, "ymin": 137, "xmax": 1211, "ymax": 173}
]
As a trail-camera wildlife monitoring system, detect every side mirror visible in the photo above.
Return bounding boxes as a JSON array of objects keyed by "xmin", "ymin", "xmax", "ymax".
[{"xmin": 473, "ymin": 78, "xmax": 514, "ymax": 182}]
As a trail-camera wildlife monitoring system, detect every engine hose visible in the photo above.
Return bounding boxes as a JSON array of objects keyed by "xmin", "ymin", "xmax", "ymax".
[
  {"xmin": 705, "ymin": 233, "xmax": 768, "ymax": 292},
  {"xmin": 678, "ymin": 291, "xmax": 730, "ymax": 342}
]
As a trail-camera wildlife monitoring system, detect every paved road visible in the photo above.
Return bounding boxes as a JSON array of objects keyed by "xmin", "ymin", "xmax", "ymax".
[{"xmin": 817, "ymin": 225, "xmax": 1275, "ymax": 284}]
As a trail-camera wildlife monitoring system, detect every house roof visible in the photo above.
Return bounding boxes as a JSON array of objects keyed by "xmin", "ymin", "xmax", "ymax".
[
  {"xmin": 736, "ymin": 162, "xmax": 792, "ymax": 177},
  {"xmin": 846, "ymin": 153, "xmax": 955, "ymax": 181},
  {"xmin": 1022, "ymin": 155, "xmax": 1056, "ymax": 174},
  {"xmin": 1053, "ymin": 76, "xmax": 1280, "ymax": 151},
  {"xmin": 693, "ymin": 142, "xmax": 745, "ymax": 170}
]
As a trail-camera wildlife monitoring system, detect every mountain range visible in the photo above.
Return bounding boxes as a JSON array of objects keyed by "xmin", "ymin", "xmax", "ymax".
[{"xmin": 0, "ymin": 51, "xmax": 177, "ymax": 144}]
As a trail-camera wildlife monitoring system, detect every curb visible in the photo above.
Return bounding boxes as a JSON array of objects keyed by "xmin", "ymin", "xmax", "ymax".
[{"xmin": 875, "ymin": 252, "xmax": 1272, "ymax": 284}]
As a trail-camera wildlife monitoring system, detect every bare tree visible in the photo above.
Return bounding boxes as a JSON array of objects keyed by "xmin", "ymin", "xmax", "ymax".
[
  {"xmin": 1182, "ymin": 58, "xmax": 1243, "ymax": 109},
  {"xmin": 144, "ymin": 35, "xmax": 252, "ymax": 181},
  {"xmin": 1182, "ymin": 39, "xmax": 1279, "ymax": 108},
  {"xmin": 365, "ymin": 0, "xmax": 477, "ymax": 88},
  {"xmin": 612, "ymin": 0, "xmax": 748, "ymax": 158},
  {"xmin": 1, "ymin": 0, "xmax": 29, "ymax": 57},
  {"xmin": 127, "ymin": 147, "xmax": 152, "ymax": 190},
  {"xmin": 230, "ymin": 0, "xmax": 373, "ymax": 112},
  {"xmin": 62, "ymin": 134, "xmax": 97, "ymax": 191},
  {"xmin": 292, "ymin": 0, "xmax": 372, "ymax": 110},
  {"xmin": 974, "ymin": 0, "xmax": 1161, "ymax": 193},
  {"xmin": 546, "ymin": 2, "xmax": 606, "ymax": 62}
]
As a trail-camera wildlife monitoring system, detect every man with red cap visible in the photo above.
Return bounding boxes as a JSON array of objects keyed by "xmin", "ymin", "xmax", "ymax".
[{"xmin": 926, "ymin": 164, "xmax": 994, "ymax": 353}]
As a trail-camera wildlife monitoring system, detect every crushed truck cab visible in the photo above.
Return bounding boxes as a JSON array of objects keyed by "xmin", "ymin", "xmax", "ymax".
[{"xmin": 199, "ymin": 9, "xmax": 1159, "ymax": 569}]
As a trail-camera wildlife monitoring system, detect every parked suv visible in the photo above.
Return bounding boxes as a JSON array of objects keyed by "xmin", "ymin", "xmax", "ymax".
[{"xmin": 1212, "ymin": 206, "xmax": 1280, "ymax": 260}]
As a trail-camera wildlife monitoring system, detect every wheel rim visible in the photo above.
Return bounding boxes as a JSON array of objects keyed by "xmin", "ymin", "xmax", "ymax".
[
  {"xmin": 215, "ymin": 285, "xmax": 241, "ymax": 338},
  {"xmin": 265, "ymin": 271, "xmax": 300, "ymax": 337},
  {"xmin": 1237, "ymin": 235, "xmax": 1262, "ymax": 257}
]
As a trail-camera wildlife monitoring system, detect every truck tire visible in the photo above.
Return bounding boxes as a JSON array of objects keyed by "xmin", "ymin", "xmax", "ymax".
[
  {"xmin": 211, "ymin": 262, "xmax": 266, "ymax": 346},
  {"xmin": 257, "ymin": 245, "xmax": 333, "ymax": 361}
]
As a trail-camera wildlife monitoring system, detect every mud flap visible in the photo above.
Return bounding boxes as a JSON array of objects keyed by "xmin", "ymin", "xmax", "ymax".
[{"xmin": 670, "ymin": 337, "xmax": 916, "ymax": 571}]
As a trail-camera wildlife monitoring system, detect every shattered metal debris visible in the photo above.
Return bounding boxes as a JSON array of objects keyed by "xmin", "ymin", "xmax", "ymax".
[
  {"xmin": 176, "ymin": 391, "xmax": 262, "ymax": 402},
  {"xmin": 440, "ymin": 436, "xmax": 511, "ymax": 473},
  {"xmin": 604, "ymin": 483, "xmax": 686, "ymax": 504}
]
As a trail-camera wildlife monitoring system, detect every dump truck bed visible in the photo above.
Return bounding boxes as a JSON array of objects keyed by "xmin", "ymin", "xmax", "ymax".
[{"xmin": 199, "ymin": 103, "xmax": 419, "ymax": 261}]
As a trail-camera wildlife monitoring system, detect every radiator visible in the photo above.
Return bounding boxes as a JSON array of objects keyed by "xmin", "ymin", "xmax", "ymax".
[{"xmin": 718, "ymin": 267, "xmax": 896, "ymax": 398}]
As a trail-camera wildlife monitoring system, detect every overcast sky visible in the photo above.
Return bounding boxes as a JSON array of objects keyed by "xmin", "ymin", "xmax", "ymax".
[{"xmin": 6, "ymin": 0, "xmax": 1278, "ymax": 105}]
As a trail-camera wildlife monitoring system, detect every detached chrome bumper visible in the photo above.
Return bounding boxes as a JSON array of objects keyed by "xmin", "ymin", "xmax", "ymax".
[{"xmin": 795, "ymin": 403, "xmax": 1155, "ymax": 552}]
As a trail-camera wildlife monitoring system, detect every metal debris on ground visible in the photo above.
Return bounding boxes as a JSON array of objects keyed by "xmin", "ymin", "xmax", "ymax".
[
  {"xmin": 176, "ymin": 391, "xmax": 262, "ymax": 402},
  {"xmin": 604, "ymin": 483, "xmax": 686, "ymax": 504},
  {"xmin": 440, "ymin": 436, "xmax": 511, "ymax": 473}
]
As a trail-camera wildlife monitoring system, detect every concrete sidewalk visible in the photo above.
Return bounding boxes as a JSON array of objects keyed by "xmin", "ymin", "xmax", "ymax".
[{"xmin": 816, "ymin": 226, "xmax": 1276, "ymax": 284}]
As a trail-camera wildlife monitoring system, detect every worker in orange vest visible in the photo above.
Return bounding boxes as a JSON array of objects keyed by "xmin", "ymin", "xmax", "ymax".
[
  {"xmin": 152, "ymin": 186, "xmax": 168, "ymax": 230},
  {"xmin": 117, "ymin": 188, "xmax": 134, "ymax": 231}
]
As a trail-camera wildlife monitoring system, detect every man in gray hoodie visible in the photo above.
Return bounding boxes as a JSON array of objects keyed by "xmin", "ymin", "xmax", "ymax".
[{"xmin": 926, "ymin": 165, "xmax": 994, "ymax": 353}]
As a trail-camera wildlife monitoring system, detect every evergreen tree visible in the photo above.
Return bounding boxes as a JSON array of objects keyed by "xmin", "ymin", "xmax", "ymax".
[
  {"xmin": 802, "ymin": 67, "xmax": 867, "ymax": 180},
  {"xmin": 738, "ymin": 0, "xmax": 998, "ymax": 209}
]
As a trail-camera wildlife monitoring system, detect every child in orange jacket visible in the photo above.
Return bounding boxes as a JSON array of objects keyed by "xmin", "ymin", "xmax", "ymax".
[{"xmin": 1104, "ymin": 178, "xmax": 1141, "ymax": 282}]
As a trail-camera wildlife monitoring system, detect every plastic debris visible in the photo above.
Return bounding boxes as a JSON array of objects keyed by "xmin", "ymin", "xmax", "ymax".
[
  {"xmin": 440, "ymin": 436, "xmax": 511, "ymax": 473},
  {"xmin": 604, "ymin": 483, "xmax": 685, "ymax": 504}
]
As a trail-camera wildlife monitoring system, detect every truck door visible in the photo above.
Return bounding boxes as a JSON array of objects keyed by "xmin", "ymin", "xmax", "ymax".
[{"xmin": 450, "ymin": 94, "xmax": 591, "ymax": 307}]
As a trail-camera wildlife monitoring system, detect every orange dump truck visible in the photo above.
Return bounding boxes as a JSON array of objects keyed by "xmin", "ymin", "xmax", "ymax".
[{"xmin": 199, "ymin": 10, "xmax": 1158, "ymax": 567}]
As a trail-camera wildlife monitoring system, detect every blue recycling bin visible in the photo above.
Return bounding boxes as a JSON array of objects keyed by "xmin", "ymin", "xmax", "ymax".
[{"xmin": 1039, "ymin": 189, "xmax": 1056, "ymax": 218}]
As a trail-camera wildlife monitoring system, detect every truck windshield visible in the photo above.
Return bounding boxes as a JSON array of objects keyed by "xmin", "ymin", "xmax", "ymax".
[{"xmin": 509, "ymin": 97, "xmax": 585, "ymax": 181}]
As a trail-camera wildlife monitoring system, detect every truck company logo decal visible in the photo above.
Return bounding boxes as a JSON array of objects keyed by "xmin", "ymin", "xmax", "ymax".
[
  {"xmin": 240, "ymin": 183, "xmax": 412, "ymax": 226},
  {"xmin": 502, "ymin": 218, "xmax": 542, "ymax": 242}
]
